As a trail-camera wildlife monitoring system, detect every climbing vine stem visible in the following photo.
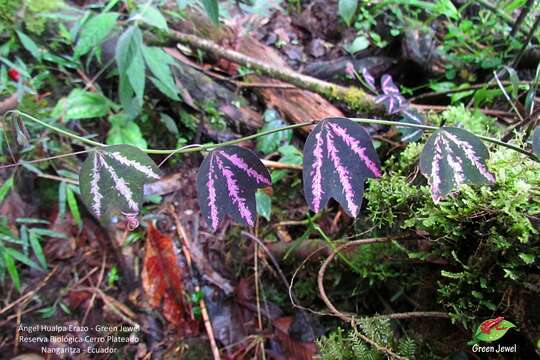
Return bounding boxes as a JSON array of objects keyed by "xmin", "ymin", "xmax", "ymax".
[{"xmin": 11, "ymin": 110, "xmax": 539, "ymax": 162}]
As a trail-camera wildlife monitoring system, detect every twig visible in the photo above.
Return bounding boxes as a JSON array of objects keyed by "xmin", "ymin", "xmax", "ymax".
[
  {"xmin": 37, "ymin": 173, "xmax": 79, "ymax": 185},
  {"xmin": 0, "ymin": 149, "xmax": 92, "ymax": 170},
  {"xmin": 413, "ymin": 104, "xmax": 514, "ymax": 119},
  {"xmin": 241, "ymin": 232, "xmax": 291, "ymax": 290},
  {"xmin": 513, "ymin": 13, "xmax": 540, "ymax": 67},
  {"xmin": 260, "ymin": 159, "xmax": 301, "ymax": 170},
  {"xmin": 0, "ymin": 266, "xmax": 58, "ymax": 316},
  {"xmin": 73, "ymin": 286, "xmax": 140, "ymax": 328},
  {"xmin": 289, "ymin": 246, "xmax": 334, "ymax": 317},
  {"xmin": 509, "ymin": 0, "xmax": 535, "ymax": 38},
  {"xmin": 317, "ymin": 238, "xmax": 450, "ymax": 322},
  {"xmin": 409, "ymin": 80, "xmax": 535, "ymax": 102},
  {"xmin": 82, "ymin": 254, "xmax": 107, "ymax": 326},
  {"xmin": 171, "ymin": 207, "xmax": 221, "ymax": 360},
  {"xmin": 494, "ymin": 71, "xmax": 525, "ymax": 123}
]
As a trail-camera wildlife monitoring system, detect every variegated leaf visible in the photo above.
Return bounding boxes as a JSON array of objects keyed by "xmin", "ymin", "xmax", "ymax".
[
  {"xmin": 196, "ymin": 145, "xmax": 271, "ymax": 231},
  {"xmin": 375, "ymin": 74, "xmax": 406, "ymax": 114},
  {"xmin": 399, "ymin": 108, "xmax": 425, "ymax": 142},
  {"xmin": 361, "ymin": 67, "xmax": 377, "ymax": 93},
  {"xmin": 79, "ymin": 145, "xmax": 160, "ymax": 223},
  {"xmin": 533, "ymin": 126, "xmax": 540, "ymax": 157},
  {"xmin": 419, "ymin": 127, "xmax": 495, "ymax": 203},
  {"xmin": 303, "ymin": 117, "xmax": 381, "ymax": 217}
]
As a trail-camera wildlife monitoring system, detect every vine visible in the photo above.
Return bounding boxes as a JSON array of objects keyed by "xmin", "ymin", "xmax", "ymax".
[{"xmin": 5, "ymin": 109, "xmax": 539, "ymax": 229}]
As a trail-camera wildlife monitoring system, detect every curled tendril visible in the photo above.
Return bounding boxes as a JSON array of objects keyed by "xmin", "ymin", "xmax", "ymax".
[{"xmin": 122, "ymin": 211, "xmax": 140, "ymax": 231}]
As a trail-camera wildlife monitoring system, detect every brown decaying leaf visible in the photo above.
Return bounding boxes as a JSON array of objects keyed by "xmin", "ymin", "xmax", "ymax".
[
  {"xmin": 272, "ymin": 317, "xmax": 317, "ymax": 360},
  {"xmin": 141, "ymin": 223, "xmax": 198, "ymax": 334}
]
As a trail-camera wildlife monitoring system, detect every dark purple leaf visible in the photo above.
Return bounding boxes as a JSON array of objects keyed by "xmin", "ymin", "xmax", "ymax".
[
  {"xmin": 380, "ymin": 74, "xmax": 400, "ymax": 94},
  {"xmin": 376, "ymin": 74, "xmax": 407, "ymax": 114},
  {"xmin": 375, "ymin": 94, "xmax": 407, "ymax": 114},
  {"xmin": 196, "ymin": 145, "xmax": 271, "ymax": 231},
  {"xmin": 399, "ymin": 108, "xmax": 425, "ymax": 142},
  {"xmin": 361, "ymin": 67, "xmax": 377, "ymax": 93},
  {"xmin": 419, "ymin": 127, "xmax": 495, "ymax": 203},
  {"xmin": 302, "ymin": 117, "xmax": 381, "ymax": 217}
]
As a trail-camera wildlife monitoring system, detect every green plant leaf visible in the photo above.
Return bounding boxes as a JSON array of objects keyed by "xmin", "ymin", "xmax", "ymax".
[
  {"xmin": 116, "ymin": 26, "xmax": 145, "ymax": 108},
  {"xmin": 533, "ymin": 126, "xmax": 540, "ymax": 157},
  {"xmin": 58, "ymin": 182, "xmax": 67, "ymax": 219},
  {"xmin": 30, "ymin": 229, "xmax": 66, "ymax": 238},
  {"xmin": 16, "ymin": 31, "xmax": 42, "ymax": 60},
  {"xmin": 256, "ymin": 191, "xmax": 272, "ymax": 221},
  {"xmin": 202, "ymin": 0, "xmax": 219, "ymax": 25},
  {"xmin": 256, "ymin": 109, "xmax": 292, "ymax": 154},
  {"xmin": 0, "ymin": 177, "xmax": 14, "ymax": 204},
  {"xmin": 79, "ymin": 145, "xmax": 160, "ymax": 223},
  {"xmin": 29, "ymin": 231, "xmax": 47, "ymax": 269},
  {"xmin": 338, "ymin": 0, "xmax": 358, "ymax": 26},
  {"xmin": 66, "ymin": 185, "xmax": 82, "ymax": 230},
  {"xmin": 107, "ymin": 113, "xmax": 148, "ymax": 149},
  {"xmin": 504, "ymin": 66, "xmax": 520, "ymax": 100},
  {"xmin": 74, "ymin": 12, "xmax": 119, "ymax": 57},
  {"xmin": 142, "ymin": 46, "xmax": 179, "ymax": 100},
  {"xmin": 160, "ymin": 113, "xmax": 179, "ymax": 135},
  {"xmin": 434, "ymin": 0, "xmax": 459, "ymax": 20},
  {"xmin": 127, "ymin": 52, "xmax": 146, "ymax": 106},
  {"xmin": 138, "ymin": 5, "xmax": 168, "ymax": 30},
  {"xmin": 52, "ymin": 89, "xmax": 110, "ymax": 121},
  {"xmin": 474, "ymin": 319, "xmax": 515, "ymax": 342},
  {"xmin": 419, "ymin": 127, "xmax": 495, "ymax": 203},
  {"xmin": 346, "ymin": 36, "xmax": 369, "ymax": 54},
  {"xmin": 5, "ymin": 248, "xmax": 41, "ymax": 270},
  {"xmin": 3, "ymin": 251, "xmax": 20, "ymax": 291}
]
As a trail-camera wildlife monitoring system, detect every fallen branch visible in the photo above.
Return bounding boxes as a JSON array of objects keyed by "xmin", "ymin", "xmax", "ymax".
[{"xmin": 160, "ymin": 30, "xmax": 381, "ymax": 112}]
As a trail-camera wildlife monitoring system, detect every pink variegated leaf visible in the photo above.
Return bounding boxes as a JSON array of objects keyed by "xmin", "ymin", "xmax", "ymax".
[
  {"xmin": 380, "ymin": 74, "xmax": 400, "ymax": 94},
  {"xmin": 196, "ymin": 145, "xmax": 271, "ymax": 231},
  {"xmin": 79, "ymin": 145, "xmax": 160, "ymax": 224},
  {"xmin": 419, "ymin": 127, "xmax": 495, "ymax": 203},
  {"xmin": 399, "ymin": 108, "xmax": 425, "ymax": 142},
  {"xmin": 376, "ymin": 74, "xmax": 407, "ymax": 114},
  {"xmin": 361, "ymin": 67, "xmax": 377, "ymax": 93},
  {"xmin": 302, "ymin": 117, "xmax": 381, "ymax": 217}
]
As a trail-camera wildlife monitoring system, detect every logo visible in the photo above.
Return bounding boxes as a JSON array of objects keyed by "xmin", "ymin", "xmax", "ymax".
[
  {"xmin": 473, "ymin": 317, "xmax": 516, "ymax": 343},
  {"xmin": 470, "ymin": 317, "xmax": 518, "ymax": 353}
]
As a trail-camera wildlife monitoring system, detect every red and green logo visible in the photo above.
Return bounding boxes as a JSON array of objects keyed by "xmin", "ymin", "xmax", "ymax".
[{"xmin": 473, "ymin": 317, "xmax": 516, "ymax": 343}]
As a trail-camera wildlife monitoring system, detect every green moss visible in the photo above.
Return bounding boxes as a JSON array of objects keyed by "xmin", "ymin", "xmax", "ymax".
[
  {"xmin": 0, "ymin": 0, "xmax": 62, "ymax": 35},
  {"xmin": 431, "ymin": 105, "xmax": 501, "ymax": 136},
  {"xmin": 342, "ymin": 87, "xmax": 371, "ymax": 111},
  {"xmin": 0, "ymin": 0, "xmax": 20, "ymax": 34},
  {"xmin": 363, "ymin": 139, "xmax": 540, "ymax": 328},
  {"xmin": 325, "ymin": 86, "xmax": 374, "ymax": 112}
]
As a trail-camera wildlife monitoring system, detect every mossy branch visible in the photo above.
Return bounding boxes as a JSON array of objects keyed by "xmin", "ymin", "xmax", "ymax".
[{"xmin": 158, "ymin": 30, "xmax": 381, "ymax": 112}]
